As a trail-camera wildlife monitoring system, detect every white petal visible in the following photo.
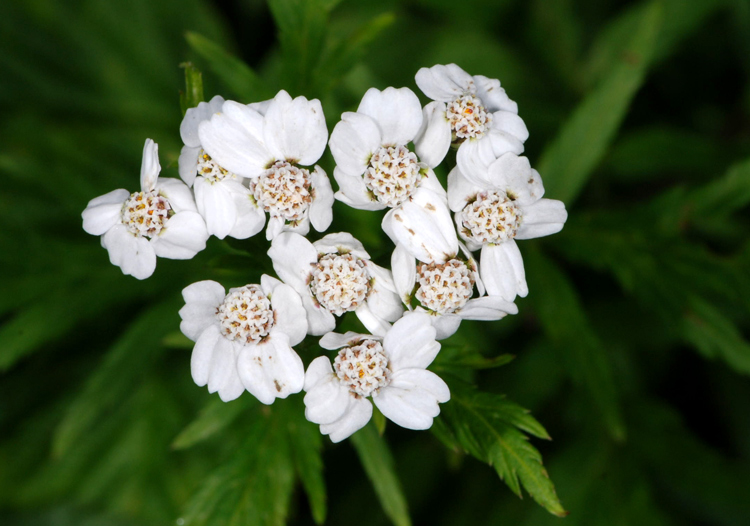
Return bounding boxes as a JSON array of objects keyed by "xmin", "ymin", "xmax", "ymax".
[
  {"xmin": 386, "ymin": 188, "xmax": 458, "ymax": 264},
  {"xmin": 179, "ymin": 301, "xmax": 220, "ymax": 342},
  {"xmin": 320, "ymin": 397, "xmax": 373, "ymax": 443},
  {"xmin": 384, "ymin": 312, "xmax": 440, "ymax": 370},
  {"xmin": 301, "ymin": 294, "xmax": 337, "ymax": 336},
  {"xmin": 329, "ymin": 111, "xmax": 382, "ymax": 177},
  {"xmin": 333, "ymin": 167, "xmax": 385, "ymax": 210},
  {"xmin": 180, "ymin": 95, "xmax": 225, "ymax": 147},
  {"xmin": 313, "ymin": 231, "xmax": 369, "ymax": 259},
  {"xmin": 480, "ymin": 241, "xmax": 528, "ymax": 301},
  {"xmin": 447, "ymin": 166, "xmax": 482, "ymax": 212},
  {"xmin": 365, "ymin": 265, "xmax": 404, "ymax": 323},
  {"xmin": 304, "ymin": 365, "xmax": 352, "ymax": 424},
  {"xmin": 183, "ymin": 280, "xmax": 226, "ymax": 304},
  {"xmin": 487, "ymin": 128, "xmax": 525, "ymax": 158},
  {"xmin": 82, "ymin": 189, "xmax": 129, "ymax": 236},
  {"xmin": 355, "ymin": 303, "xmax": 392, "ymax": 338},
  {"xmin": 198, "ymin": 107, "xmax": 271, "ymax": 179},
  {"xmin": 318, "ymin": 331, "xmax": 373, "ymax": 350},
  {"xmin": 304, "ymin": 356, "xmax": 335, "ymax": 389},
  {"xmin": 156, "ymin": 177, "xmax": 198, "ymax": 213},
  {"xmin": 263, "ymin": 90, "xmax": 328, "ymax": 166},
  {"xmin": 271, "ymin": 282, "xmax": 308, "ymax": 346},
  {"xmin": 473, "ymin": 75, "xmax": 517, "ymax": 113},
  {"xmin": 191, "ymin": 324, "xmax": 221, "ymax": 387},
  {"xmin": 260, "ymin": 274, "xmax": 282, "ymax": 296},
  {"xmin": 415, "ymin": 64, "xmax": 474, "ymax": 102},
  {"xmin": 491, "ymin": 111, "xmax": 529, "ymax": 143},
  {"xmin": 309, "ymin": 165, "xmax": 333, "ymax": 232},
  {"xmin": 217, "ymin": 365, "xmax": 245, "ymax": 402},
  {"xmin": 268, "ymin": 232, "xmax": 317, "ymax": 290},
  {"xmin": 265, "ymin": 216, "xmax": 284, "ymax": 240},
  {"xmin": 413, "ymin": 101, "xmax": 451, "ymax": 168},
  {"xmin": 374, "ymin": 372, "xmax": 447, "ymax": 430},
  {"xmin": 140, "ymin": 139, "xmax": 161, "ymax": 192},
  {"xmin": 103, "ymin": 224, "xmax": 156, "ymax": 279},
  {"xmin": 391, "ymin": 244, "xmax": 416, "ymax": 305},
  {"xmin": 207, "ymin": 335, "xmax": 237, "ymax": 395},
  {"xmin": 487, "ymin": 153, "xmax": 544, "ymax": 206},
  {"xmin": 356, "ymin": 87, "xmax": 423, "ymax": 147},
  {"xmin": 515, "ymin": 199, "xmax": 568, "ymax": 240},
  {"xmin": 227, "ymin": 183, "xmax": 266, "ymax": 239},
  {"xmin": 458, "ymin": 296, "xmax": 517, "ymax": 320},
  {"xmin": 237, "ymin": 334, "xmax": 304, "ymax": 405},
  {"xmin": 455, "ymin": 137, "xmax": 498, "ymax": 187},
  {"xmin": 178, "ymin": 146, "xmax": 202, "ymax": 187},
  {"xmin": 390, "ymin": 368, "xmax": 450, "ymax": 402},
  {"xmin": 281, "ymin": 215, "xmax": 311, "ymax": 238},
  {"xmin": 431, "ymin": 313, "xmax": 462, "ymax": 340},
  {"xmin": 420, "ymin": 169, "xmax": 449, "ymax": 202},
  {"xmin": 151, "ymin": 211, "xmax": 208, "ymax": 259},
  {"xmin": 193, "ymin": 177, "xmax": 236, "ymax": 239}
]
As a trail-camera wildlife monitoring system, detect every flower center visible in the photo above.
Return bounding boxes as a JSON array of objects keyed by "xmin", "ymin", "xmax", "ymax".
[
  {"xmin": 121, "ymin": 190, "xmax": 172, "ymax": 238},
  {"xmin": 196, "ymin": 149, "xmax": 236, "ymax": 183},
  {"xmin": 447, "ymin": 94, "xmax": 492, "ymax": 140},
  {"xmin": 460, "ymin": 191, "xmax": 522, "ymax": 244},
  {"xmin": 416, "ymin": 259, "xmax": 474, "ymax": 315},
  {"xmin": 310, "ymin": 253, "xmax": 371, "ymax": 316},
  {"xmin": 249, "ymin": 161, "xmax": 312, "ymax": 222},
  {"xmin": 334, "ymin": 339, "xmax": 391, "ymax": 398},
  {"xmin": 216, "ymin": 285, "xmax": 274, "ymax": 344},
  {"xmin": 364, "ymin": 145, "xmax": 422, "ymax": 207}
]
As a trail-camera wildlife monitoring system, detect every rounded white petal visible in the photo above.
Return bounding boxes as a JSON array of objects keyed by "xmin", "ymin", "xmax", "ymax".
[
  {"xmin": 487, "ymin": 128, "xmax": 525, "ymax": 158},
  {"xmin": 301, "ymin": 294, "xmax": 337, "ymax": 336},
  {"xmin": 318, "ymin": 331, "xmax": 374, "ymax": 350},
  {"xmin": 225, "ymin": 180, "xmax": 265, "ymax": 239},
  {"xmin": 309, "ymin": 165, "xmax": 334, "ymax": 232},
  {"xmin": 194, "ymin": 177, "xmax": 237, "ymax": 239},
  {"xmin": 491, "ymin": 111, "xmax": 529, "ymax": 143},
  {"xmin": 268, "ymin": 232, "xmax": 317, "ymax": 290},
  {"xmin": 191, "ymin": 324, "xmax": 221, "ymax": 387},
  {"xmin": 354, "ymin": 303, "xmax": 392, "ymax": 338},
  {"xmin": 103, "ymin": 224, "xmax": 156, "ymax": 280},
  {"xmin": 217, "ymin": 366, "xmax": 245, "ymax": 402},
  {"xmin": 207, "ymin": 334, "xmax": 237, "ymax": 394},
  {"xmin": 374, "ymin": 369, "xmax": 449, "ymax": 430},
  {"xmin": 356, "ymin": 87, "xmax": 423, "ymax": 147},
  {"xmin": 260, "ymin": 274, "xmax": 283, "ymax": 296},
  {"xmin": 140, "ymin": 139, "xmax": 160, "ymax": 192},
  {"xmin": 265, "ymin": 216, "xmax": 284, "ymax": 240},
  {"xmin": 320, "ymin": 397, "xmax": 373, "ymax": 443},
  {"xmin": 82, "ymin": 189, "xmax": 129, "ymax": 236},
  {"xmin": 515, "ymin": 199, "xmax": 568, "ymax": 240},
  {"xmin": 313, "ymin": 231, "xmax": 369, "ymax": 259},
  {"xmin": 413, "ymin": 101, "xmax": 451, "ymax": 168},
  {"xmin": 447, "ymin": 166, "xmax": 482, "ymax": 212},
  {"xmin": 391, "ymin": 243, "xmax": 416, "ymax": 305},
  {"xmin": 178, "ymin": 145, "xmax": 202, "ymax": 187},
  {"xmin": 383, "ymin": 312, "xmax": 440, "ymax": 370},
  {"xmin": 386, "ymin": 187, "xmax": 458, "ymax": 264},
  {"xmin": 415, "ymin": 64, "xmax": 474, "ymax": 102},
  {"xmin": 156, "ymin": 177, "xmax": 198, "ymax": 213},
  {"xmin": 304, "ymin": 355, "xmax": 335, "ymax": 389},
  {"xmin": 333, "ymin": 167, "xmax": 385, "ymax": 210},
  {"xmin": 430, "ymin": 313, "xmax": 462, "ymax": 340},
  {"xmin": 391, "ymin": 368, "xmax": 450, "ymax": 402},
  {"xmin": 329, "ymin": 111, "xmax": 382, "ymax": 177},
  {"xmin": 473, "ymin": 75, "xmax": 518, "ymax": 113},
  {"xmin": 198, "ymin": 107, "xmax": 272, "ymax": 179},
  {"xmin": 480, "ymin": 241, "xmax": 528, "ymax": 301},
  {"xmin": 304, "ymin": 361, "xmax": 352, "ymax": 424},
  {"xmin": 365, "ymin": 265, "xmax": 404, "ymax": 323},
  {"xmin": 179, "ymin": 301, "xmax": 220, "ymax": 342},
  {"xmin": 455, "ymin": 137, "xmax": 498, "ymax": 187},
  {"xmin": 180, "ymin": 95, "xmax": 225, "ymax": 147},
  {"xmin": 237, "ymin": 334, "xmax": 304, "ymax": 405},
  {"xmin": 458, "ymin": 296, "xmax": 517, "ymax": 320},
  {"xmin": 487, "ymin": 154, "xmax": 544, "ymax": 206},
  {"xmin": 270, "ymin": 282, "xmax": 308, "ymax": 346},
  {"xmin": 182, "ymin": 279, "xmax": 226, "ymax": 305},
  {"xmin": 151, "ymin": 211, "xmax": 208, "ymax": 259},
  {"xmin": 263, "ymin": 90, "xmax": 328, "ymax": 166}
]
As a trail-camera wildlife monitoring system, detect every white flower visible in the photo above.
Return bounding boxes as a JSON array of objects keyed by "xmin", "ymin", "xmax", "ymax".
[
  {"xmin": 197, "ymin": 90, "xmax": 333, "ymax": 240},
  {"xmin": 448, "ymin": 152, "xmax": 568, "ymax": 302},
  {"xmin": 329, "ymin": 86, "xmax": 458, "ymax": 263},
  {"xmin": 391, "ymin": 243, "xmax": 517, "ymax": 339},
  {"xmin": 81, "ymin": 139, "xmax": 209, "ymax": 280},
  {"xmin": 303, "ymin": 312, "xmax": 450, "ymax": 443},
  {"xmin": 413, "ymin": 64, "xmax": 529, "ymax": 182},
  {"xmin": 179, "ymin": 276, "xmax": 308, "ymax": 404},
  {"xmin": 178, "ymin": 95, "xmax": 265, "ymax": 240},
  {"xmin": 268, "ymin": 232, "xmax": 403, "ymax": 337}
]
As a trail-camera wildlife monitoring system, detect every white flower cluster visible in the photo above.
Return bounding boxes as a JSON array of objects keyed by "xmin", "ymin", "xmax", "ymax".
[{"xmin": 81, "ymin": 64, "xmax": 566, "ymax": 442}]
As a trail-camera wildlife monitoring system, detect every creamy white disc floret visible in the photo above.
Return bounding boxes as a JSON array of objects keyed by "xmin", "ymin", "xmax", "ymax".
[
  {"xmin": 459, "ymin": 191, "xmax": 522, "ymax": 244},
  {"xmin": 416, "ymin": 259, "xmax": 475, "ymax": 315},
  {"xmin": 333, "ymin": 339, "xmax": 391, "ymax": 398},
  {"xmin": 216, "ymin": 285, "xmax": 274, "ymax": 344},
  {"xmin": 364, "ymin": 145, "xmax": 422, "ymax": 207},
  {"xmin": 249, "ymin": 161, "xmax": 312, "ymax": 222},
  {"xmin": 310, "ymin": 253, "xmax": 371, "ymax": 316},
  {"xmin": 447, "ymin": 94, "xmax": 493, "ymax": 140}
]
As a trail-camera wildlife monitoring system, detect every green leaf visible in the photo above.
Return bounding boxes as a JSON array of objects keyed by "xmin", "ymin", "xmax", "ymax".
[
  {"xmin": 172, "ymin": 396, "xmax": 250, "ymax": 450},
  {"xmin": 287, "ymin": 416, "xmax": 327, "ymax": 525},
  {"xmin": 435, "ymin": 380, "xmax": 566, "ymax": 516},
  {"xmin": 686, "ymin": 156, "xmax": 750, "ymax": 219},
  {"xmin": 538, "ymin": 1, "xmax": 661, "ymax": 204},
  {"xmin": 525, "ymin": 249, "xmax": 626, "ymax": 441},
  {"xmin": 185, "ymin": 32, "xmax": 270, "ymax": 101},
  {"xmin": 180, "ymin": 62, "xmax": 204, "ymax": 115},
  {"xmin": 351, "ymin": 423, "xmax": 411, "ymax": 526}
]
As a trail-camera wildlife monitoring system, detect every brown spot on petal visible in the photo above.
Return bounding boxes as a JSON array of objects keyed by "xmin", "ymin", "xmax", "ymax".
[
  {"xmin": 425, "ymin": 203, "xmax": 436, "ymax": 211},
  {"xmin": 274, "ymin": 380, "xmax": 282, "ymax": 392}
]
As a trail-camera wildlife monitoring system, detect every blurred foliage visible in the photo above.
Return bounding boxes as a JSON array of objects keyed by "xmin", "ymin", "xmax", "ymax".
[{"xmin": 2, "ymin": 0, "xmax": 750, "ymax": 525}]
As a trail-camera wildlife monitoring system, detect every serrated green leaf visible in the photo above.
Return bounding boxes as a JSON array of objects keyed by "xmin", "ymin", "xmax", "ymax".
[
  {"xmin": 436, "ymin": 381, "xmax": 566, "ymax": 516},
  {"xmin": 539, "ymin": 1, "xmax": 661, "ymax": 204},
  {"xmin": 172, "ymin": 396, "xmax": 250, "ymax": 450},
  {"xmin": 185, "ymin": 32, "xmax": 269, "ymax": 101},
  {"xmin": 351, "ymin": 423, "xmax": 411, "ymax": 526},
  {"xmin": 287, "ymin": 417, "xmax": 327, "ymax": 524},
  {"xmin": 525, "ymin": 249, "xmax": 626, "ymax": 441},
  {"xmin": 180, "ymin": 62, "xmax": 204, "ymax": 114}
]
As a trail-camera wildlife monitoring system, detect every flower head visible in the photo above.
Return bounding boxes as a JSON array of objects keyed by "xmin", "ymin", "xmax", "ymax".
[
  {"xmin": 179, "ymin": 276, "xmax": 309, "ymax": 404},
  {"xmin": 197, "ymin": 90, "xmax": 333, "ymax": 240},
  {"xmin": 268, "ymin": 232, "xmax": 403, "ymax": 336},
  {"xmin": 81, "ymin": 139, "xmax": 209, "ymax": 280},
  {"xmin": 303, "ymin": 312, "xmax": 450, "ymax": 443}
]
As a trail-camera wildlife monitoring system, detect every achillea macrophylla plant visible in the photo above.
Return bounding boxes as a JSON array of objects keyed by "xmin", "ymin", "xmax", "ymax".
[{"xmin": 81, "ymin": 63, "xmax": 569, "ymax": 519}]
